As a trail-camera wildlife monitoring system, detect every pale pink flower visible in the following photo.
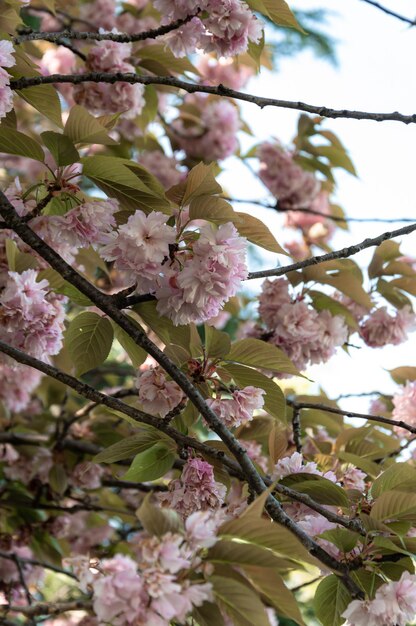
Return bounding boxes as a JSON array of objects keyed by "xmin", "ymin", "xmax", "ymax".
[
  {"xmin": 53, "ymin": 511, "xmax": 114, "ymax": 554},
  {"xmin": 136, "ymin": 366, "xmax": 184, "ymax": 417},
  {"xmin": 207, "ymin": 386, "xmax": 264, "ymax": 429},
  {"xmin": 258, "ymin": 142, "xmax": 320, "ymax": 209},
  {"xmin": 40, "ymin": 46, "xmax": 76, "ymax": 104},
  {"xmin": 74, "ymin": 76, "xmax": 145, "ymax": 119},
  {"xmin": 242, "ymin": 439, "xmax": 268, "ymax": 473},
  {"xmin": 258, "ymin": 278, "xmax": 292, "ymax": 329},
  {"xmin": 159, "ymin": 457, "xmax": 226, "ymax": 518},
  {"xmin": 342, "ymin": 466, "xmax": 367, "ymax": 491},
  {"xmin": 359, "ymin": 306, "xmax": 416, "ymax": 348},
  {"xmin": 0, "ymin": 443, "xmax": 19, "ymax": 463},
  {"xmin": 100, "ymin": 210, "xmax": 176, "ymax": 293},
  {"xmin": 0, "ymin": 270, "xmax": 65, "ymax": 361},
  {"xmin": 0, "ymin": 41, "xmax": 15, "ymax": 68},
  {"xmin": 4, "ymin": 447, "xmax": 53, "ymax": 483},
  {"xmin": 81, "ymin": 0, "xmax": 117, "ymax": 31},
  {"xmin": 272, "ymin": 451, "xmax": 320, "ymax": 480},
  {"xmin": 31, "ymin": 215, "xmax": 79, "ymax": 264},
  {"xmin": 116, "ymin": 13, "xmax": 158, "ymax": 37},
  {"xmin": 164, "ymin": 17, "xmax": 208, "ymax": 58},
  {"xmin": 86, "ymin": 40, "xmax": 132, "ymax": 73},
  {"xmin": 342, "ymin": 600, "xmax": 380, "ymax": 626},
  {"xmin": 63, "ymin": 555, "xmax": 97, "ymax": 593},
  {"xmin": 308, "ymin": 310, "xmax": 348, "ymax": 364},
  {"xmin": 70, "ymin": 461, "xmax": 105, "ymax": 489},
  {"xmin": 204, "ymin": 0, "xmax": 263, "ymax": 57},
  {"xmin": 139, "ymin": 533, "xmax": 191, "ymax": 573},
  {"xmin": 0, "ymin": 362, "xmax": 42, "ymax": 412},
  {"xmin": 156, "ymin": 222, "xmax": 247, "ymax": 325},
  {"xmin": 0, "ymin": 546, "xmax": 36, "ymax": 584},
  {"xmin": 173, "ymin": 94, "xmax": 240, "ymax": 162},
  {"xmin": 369, "ymin": 397, "xmax": 388, "ymax": 415},
  {"xmin": 285, "ymin": 239, "xmax": 310, "ymax": 261},
  {"xmin": 4, "ymin": 178, "xmax": 30, "ymax": 216},
  {"xmin": 137, "ymin": 151, "xmax": 183, "ymax": 189},
  {"xmin": 185, "ymin": 510, "xmax": 220, "ymax": 549},
  {"xmin": 198, "ymin": 55, "xmax": 253, "ymax": 90},
  {"xmin": 153, "ymin": 0, "xmax": 207, "ymax": 21},
  {"xmin": 392, "ymin": 381, "xmax": 416, "ymax": 435},
  {"xmin": 206, "ymin": 310, "xmax": 231, "ymax": 329},
  {"xmin": 56, "ymin": 198, "xmax": 119, "ymax": 248}
]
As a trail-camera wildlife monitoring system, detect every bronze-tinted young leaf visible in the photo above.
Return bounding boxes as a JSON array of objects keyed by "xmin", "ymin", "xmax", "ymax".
[
  {"xmin": 211, "ymin": 575, "xmax": 271, "ymax": 626},
  {"xmin": 234, "ymin": 211, "xmax": 288, "ymax": 254},
  {"xmin": 169, "ymin": 162, "xmax": 222, "ymax": 206},
  {"xmin": 16, "ymin": 84, "xmax": 63, "ymax": 128},
  {"xmin": 204, "ymin": 324, "xmax": 231, "ymax": 360},
  {"xmin": 242, "ymin": 565, "xmax": 306, "ymax": 626},
  {"xmin": 41, "ymin": 131, "xmax": 79, "ymax": 166},
  {"xmin": 65, "ymin": 312, "xmax": 114, "ymax": 376},
  {"xmin": 122, "ymin": 443, "xmax": 175, "ymax": 482},
  {"xmin": 224, "ymin": 338, "xmax": 301, "ymax": 377},
  {"xmin": 135, "ymin": 44, "xmax": 199, "ymax": 75},
  {"xmin": 137, "ymin": 494, "xmax": 181, "ymax": 536},
  {"xmin": 314, "ymin": 575, "xmax": 352, "ymax": 626},
  {"xmin": 0, "ymin": 128, "xmax": 44, "ymax": 161},
  {"xmin": 64, "ymin": 105, "xmax": 117, "ymax": 145},
  {"xmin": 207, "ymin": 540, "xmax": 291, "ymax": 569},
  {"xmin": 189, "ymin": 196, "xmax": 239, "ymax": 224},
  {"xmin": 388, "ymin": 366, "xmax": 416, "ymax": 384}
]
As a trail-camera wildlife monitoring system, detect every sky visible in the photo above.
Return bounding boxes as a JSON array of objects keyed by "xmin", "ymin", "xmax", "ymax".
[{"xmin": 219, "ymin": 0, "xmax": 416, "ymax": 412}]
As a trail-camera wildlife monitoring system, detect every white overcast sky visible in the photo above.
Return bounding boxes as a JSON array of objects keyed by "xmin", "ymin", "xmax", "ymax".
[{"xmin": 219, "ymin": 0, "xmax": 416, "ymax": 411}]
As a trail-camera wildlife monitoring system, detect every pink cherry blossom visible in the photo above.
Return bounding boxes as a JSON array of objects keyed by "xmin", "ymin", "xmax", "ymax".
[
  {"xmin": 242, "ymin": 439, "xmax": 268, "ymax": 472},
  {"xmin": 392, "ymin": 381, "xmax": 416, "ymax": 435},
  {"xmin": 0, "ymin": 361, "xmax": 43, "ymax": 412},
  {"xmin": 54, "ymin": 198, "xmax": 119, "ymax": 249},
  {"xmin": 198, "ymin": 56, "xmax": 253, "ymax": 90},
  {"xmin": 70, "ymin": 461, "xmax": 105, "ymax": 489},
  {"xmin": 81, "ymin": 0, "xmax": 117, "ymax": 31},
  {"xmin": 342, "ymin": 466, "xmax": 367, "ymax": 491},
  {"xmin": 359, "ymin": 306, "xmax": 416, "ymax": 348},
  {"xmin": 164, "ymin": 17, "xmax": 208, "ymax": 58},
  {"xmin": 258, "ymin": 278, "xmax": 292, "ymax": 329},
  {"xmin": 0, "ymin": 443, "xmax": 19, "ymax": 463},
  {"xmin": 136, "ymin": 366, "xmax": 185, "ymax": 417},
  {"xmin": 4, "ymin": 447, "xmax": 53, "ymax": 483},
  {"xmin": 258, "ymin": 142, "xmax": 320, "ymax": 209},
  {"xmin": 203, "ymin": 0, "xmax": 263, "ymax": 57},
  {"xmin": 138, "ymin": 533, "xmax": 191, "ymax": 574},
  {"xmin": 0, "ymin": 41, "xmax": 15, "ymax": 120},
  {"xmin": 0, "ymin": 546, "xmax": 37, "ymax": 584},
  {"xmin": 185, "ymin": 510, "xmax": 220, "ymax": 549},
  {"xmin": 0, "ymin": 270, "xmax": 65, "ymax": 361},
  {"xmin": 137, "ymin": 151, "xmax": 183, "ymax": 189},
  {"xmin": 100, "ymin": 210, "xmax": 176, "ymax": 293},
  {"xmin": 342, "ymin": 600, "xmax": 380, "ymax": 626},
  {"xmin": 272, "ymin": 451, "xmax": 320, "ymax": 480},
  {"xmin": 156, "ymin": 222, "xmax": 247, "ymax": 325},
  {"xmin": 159, "ymin": 457, "xmax": 226, "ymax": 518},
  {"xmin": 172, "ymin": 94, "xmax": 240, "ymax": 162},
  {"xmin": 207, "ymin": 386, "xmax": 265, "ymax": 429}
]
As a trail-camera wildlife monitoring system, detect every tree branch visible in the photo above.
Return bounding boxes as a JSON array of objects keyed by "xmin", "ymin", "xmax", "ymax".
[
  {"xmin": 8, "ymin": 73, "xmax": 416, "ymax": 125},
  {"xmin": 248, "ymin": 221, "xmax": 416, "ymax": 279},
  {"xmin": 286, "ymin": 399, "xmax": 416, "ymax": 435},
  {"xmin": 0, "ymin": 600, "xmax": 91, "ymax": 618},
  {"xmin": 13, "ymin": 14, "xmax": 197, "ymax": 45},
  {"xmin": 0, "ymin": 551, "xmax": 78, "ymax": 580},
  {"xmin": 359, "ymin": 0, "xmax": 416, "ymax": 26}
]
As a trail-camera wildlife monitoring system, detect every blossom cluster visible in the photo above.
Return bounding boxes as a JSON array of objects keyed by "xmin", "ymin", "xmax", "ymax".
[
  {"xmin": 0, "ymin": 41, "xmax": 15, "ymax": 120},
  {"xmin": 256, "ymin": 278, "xmax": 348, "ymax": 371},
  {"xmin": 73, "ymin": 40, "xmax": 145, "ymax": 118},
  {"xmin": 342, "ymin": 571, "xmax": 416, "ymax": 626},
  {"xmin": 207, "ymin": 386, "xmax": 265, "ymax": 429}
]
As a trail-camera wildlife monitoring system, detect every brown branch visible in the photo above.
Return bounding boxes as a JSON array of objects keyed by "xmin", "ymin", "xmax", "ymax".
[
  {"xmin": 286, "ymin": 399, "xmax": 416, "ymax": 435},
  {"xmin": 13, "ymin": 14, "xmax": 198, "ymax": 45},
  {"xmin": 291, "ymin": 406, "xmax": 302, "ymax": 454},
  {"xmin": 248, "ymin": 221, "xmax": 416, "ymax": 279},
  {"xmin": 359, "ymin": 0, "xmax": 416, "ymax": 26},
  {"xmin": 7, "ymin": 72, "xmax": 416, "ymax": 125}
]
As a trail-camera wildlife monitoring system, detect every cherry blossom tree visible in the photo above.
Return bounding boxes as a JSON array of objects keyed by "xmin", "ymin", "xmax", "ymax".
[{"xmin": 0, "ymin": 1, "xmax": 416, "ymax": 625}]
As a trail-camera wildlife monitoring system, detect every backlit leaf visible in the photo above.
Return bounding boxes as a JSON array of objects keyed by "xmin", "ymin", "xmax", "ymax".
[{"xmin": 65, "ymin": 312, "xmax": 113, "ymax": 376}]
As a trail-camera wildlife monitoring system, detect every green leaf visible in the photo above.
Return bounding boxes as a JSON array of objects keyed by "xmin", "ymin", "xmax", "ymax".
[
  {"xmin": 224, "ymin": 338, "xmax": 301, "ymax": 377},
  {"xmin": 312, "ymin": 145, "xmax": 356, "ymax": 175},
  {"xmin": 48, "ymin": 464, "xmax": 68, "ymax": 495},
  {"xmin": 41, "ymin": 131, "xmax": 79, "ymax": 166},
  {"xmin": 235, "ymin": 212, "xmax": 288, "ymax": 254},
  {"xmin": 309, "ymin": 290, "xmax": 358, "ymax": 329},
  {"xmin": 64, "ymin": 105, "xmax": 117, "ymax": 145},
  {"xmin": 245, "ymin": 0, "xmax": 304, "ymax": 31},
  {"xmin": 280, "ymin": 474, "xmax": 349, "ymax": 507},
  {"xmin": 81, "ymin": 156, "xmax": 171, "ymax": 213},
  {"xmin": 56, "ymin": 283, "xmax": 93, "ymax": 306},
  {"xmin": 242, "ymin": 566, "xmax": 306, "ymax": 626},
  {"xmin": 135, "ymin": 300, "xmax": 191, "ymax": 349},
  {"xmin": 319, "ymin": 529, "xmax": 359, "ymax": 553},
  {"xmin": 222, "ymin": 362, "xmax": 286, "ymax": 423},
  {"xmin": 314, "ymin": 576, "xmax": 352, "ymax": 626},
  {"xmin": 16, "ymin": 84, "xmax": 63, "ymax": 128},
  {"xmin": 168, "ymin": 162, "xmax": 222, "ymax": 206},
  {"xmin": 189, "ymin": 196, "xmax": 239, "ymax": 224},
  {"xmin": 112, "ymin": 318, "xmax": 148, "ymax": 368},
  {"xmin": 93, "ymin": 427, "xmax": 171, "ymax": 463},
  {"xmin": 371, "ymin": 463, "xmax": 416, "ymax": 499},
  {"xmin": 0, "ymin": 128, "xmax": 44, "ymax": 161},
  {"xmin": 207, "ymin": 540, "xmax": 292, "ymax": 569},
  {"xmin": 122, "ymin": 443, "xmax": 175, "ymax": 482},
  {"xmin": 136, "ymin": 494, "xmax": 181, "ymax": 536},
  {"xmin": 135, "ymin": 44, "xmax": 199, "ymax": 76},
  {"xmin": 204, "ymin": 325, "xmax": 231, "ymax": 359},
  {"xmin": 247, "ymin": 30, "xmax": 265, "ymax": 70},
  {"xmin": 65, "ymin": 312, "xmax": 114, "ymax": 376},
  {"xmin": 337, "ymin": 452, "xmax": 380, "ymax": 478},
  {"xmin": 370, "ymin": 491, "xmax": 416, "ymax": 522},
  {"xmin": 192, "ymin": 603, "xmax": 225, "ymax": 626},
  {"xmin": 211, "ymin": 575, "xmax": 270, "ymax": 626},
  {"xmin": 136, "ymin": 85, "xmax": 159, "ymax": 131}
]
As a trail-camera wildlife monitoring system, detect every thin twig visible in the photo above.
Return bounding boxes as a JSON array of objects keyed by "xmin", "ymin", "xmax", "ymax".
[
  {"xmin": 10, "ymin": 554, "xmax": 32, "ymax": 606},
  {"xmin": 8, "ymin": 73, "xmax": 416, "ymax": 125},
  {"xmin": 0, "ymin": 600, "xmax": 91, "ymax": 618},
  {"xmin": 0, "ymin": 551, "xmax": 78, "ymax": 580},
  {"xmin": 292, "ymin": 406, "xmax": 302, "ymax": 454},
  {"xmin": 359, "ymin": 0, "xmax": 416, "ymax": 26}
]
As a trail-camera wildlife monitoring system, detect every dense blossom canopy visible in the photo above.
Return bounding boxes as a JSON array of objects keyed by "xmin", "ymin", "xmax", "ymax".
[{"xmin": 0, "ymin": 1, "xmax": 415, "ymax": 626}]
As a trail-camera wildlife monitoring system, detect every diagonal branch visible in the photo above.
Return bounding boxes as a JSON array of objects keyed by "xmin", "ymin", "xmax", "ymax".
[
  {"xmin": 0, "ymin": 551, "xmax": 78, "ymax": 580},
  {"xmin": 8, "ymin": 72, "xmax": 416, "ymax": 125},
  {"xmin": 248, "ymin": 222, "xmax": 416, "ymax": 279},
  {"xmin": 359, "ymin": 0, "xmax": 416, "ymax": 26},
  {"xmin": 0, "ymin": 600, "xmax": 92, "ymax": 618}
]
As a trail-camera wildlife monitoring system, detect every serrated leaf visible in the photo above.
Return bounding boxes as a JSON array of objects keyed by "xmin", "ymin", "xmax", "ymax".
[
  {"xmin": 246, "ymin": 0, "xmax": 304, "ymax": 31},
  {"xmin": 136, "ymin": 494, "xmax": 181, "ymax": 536},
  {"xmin": 168, "ymin": 162, "xmax": 222, "ymax": 206},
  {"xmin": 189, "ymin": 195, "xmax": 239, "ymax": 224},
  {"xmin": 16, "ymin": 84, "xmax": 63, "ymax": 128},
  {"xmin": 242, "ymin": 566, "xmax": 306, "ymax": 626},
  {"xmin": 370, "ymin": 491, "xmax": 416, "ymax": 522},
  {"xmin": 314, "ymin": 575, "xmax": 351, "ymax": 626},
  {"xmin": 222, "ymin": 362, "xmax": 286, "ymax": 423},
  {"xmin": 211, "ymin": 575, "xmax": 270, "ymax": 626},
  {"xmin": 65, "ymin": 312, "xmax": 113, "ymax": 376},
  {"xmin": 94, "ymin": 427, "xmax": 171, "ymax": 463},
  {"xmin": 371, "ymin": 464, "xmax": 416, "ymax": 499},
  {"xmin": 122, "ymin": 443, "xmax": 175, "ymax": 482},
  {"xmin": 208, "ymin": 540, "xmax": 291, "ymax": 569},
  {"xmin": 282, "ymin": 474, "xmax": 349, "ymax": 507},
  {"xmin": 224, "ymin": 338, "xmax": 301, "ymax": 377},
  {"xmin": 64, "ymin": 105, "xmax": 116, "ymax": 145},
  {"xmin": 319, "ymin": 529, "xmax": 359, "ymax": 554},
  {"xmin": 235, "ymin": 211, "xmax": 288, "ymax": 254},
  {"xmin": 112, "ymin": 318, "xmax": 147, "ymax": 368},
  {"xmin": 204, "ymin": 324, "xmax": 231, "ymax": 359},
  {"xmin": 41, "ymin": 131, "xmax": 79, "ymax": 166},
  {"xmin": 0, "ymin": 128, "xmax": 44, "ymax": 161}
]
